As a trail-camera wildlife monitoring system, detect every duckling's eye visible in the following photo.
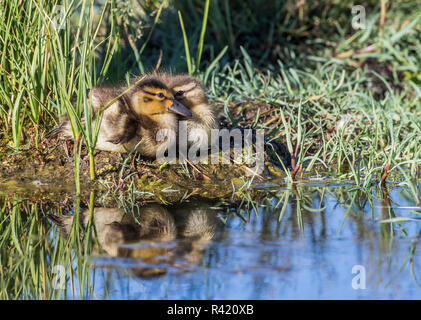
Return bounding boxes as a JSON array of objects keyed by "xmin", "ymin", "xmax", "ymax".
[
  {"xmin": 156, "ymin": 92, "xmax": 165, "ymax": 98},
  {"xmin": 175, "ymin": 90, "xmax": 184, "ymax": 97}
]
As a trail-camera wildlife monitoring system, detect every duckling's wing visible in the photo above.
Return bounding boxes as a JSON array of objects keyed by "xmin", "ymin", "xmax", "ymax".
[
  {"xmin": 105, "ymin": 113, "xmax": 138, "ymax": 145},
  {"xmin": 107, "ymin": 134, "xmax": 133, "ymax": 144}
]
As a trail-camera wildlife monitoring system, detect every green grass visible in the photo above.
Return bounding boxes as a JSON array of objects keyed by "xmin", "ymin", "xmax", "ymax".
[
  {"xmin": 0, "ymin": 0, "xmax": 419, "ymax": 188},
  {"xmin": 1, "ymin": 0, "xmax": 421, "ymax": 300},
  {"xmin": 203, "ymin": 22, "xmax": 421, "ymax": 184},
  {"xmin": 0, "ymin": 1, "xmax": 419, "ymax": 204}
]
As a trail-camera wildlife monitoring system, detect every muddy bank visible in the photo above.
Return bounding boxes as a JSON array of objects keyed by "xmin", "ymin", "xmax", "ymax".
[{"xmin": 0, "ymin": 131, "xmax": 290, "ymax": 205}]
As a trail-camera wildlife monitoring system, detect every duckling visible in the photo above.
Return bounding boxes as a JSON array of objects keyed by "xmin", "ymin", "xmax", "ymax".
[
  {"xmin": 50, "ymin": 77, "xmax": 192, "ymax": 158},
  {"xmin": 166, "ymin": 74, "xmax": 220, "ymax": 152},
  {"xmin": 132, "ymin": 73, "xmax": 220, "ymax": 152}
]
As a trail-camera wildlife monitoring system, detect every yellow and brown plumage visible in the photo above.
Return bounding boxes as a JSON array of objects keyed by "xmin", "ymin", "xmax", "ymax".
[
  {"xmin": 131, "ymin": 73, "xmax": 220, "ymax": 151},
  {"xmin": 50, "ymin": 76, "xmax": 192, "ymax": 158}
]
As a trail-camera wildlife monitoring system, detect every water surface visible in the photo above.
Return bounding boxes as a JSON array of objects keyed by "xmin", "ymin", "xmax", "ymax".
[{"xmin": 1, "ymin": 178, "xmax": 420, "ymax": 299}]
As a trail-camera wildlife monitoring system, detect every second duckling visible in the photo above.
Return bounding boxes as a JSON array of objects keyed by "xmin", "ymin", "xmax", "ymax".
[{"xmin": 167, "ymin": 74, "xmax": 220, "ymax": 151}]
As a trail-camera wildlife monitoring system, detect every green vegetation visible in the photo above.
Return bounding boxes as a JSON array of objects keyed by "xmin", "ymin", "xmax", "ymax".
[
  {"xmin": 0, "ymin": 0, "xmax": 420, "ymax": 190},
  {"xmin": 0, "ymin": 0, "xmax": 420, "ymax": 300}
]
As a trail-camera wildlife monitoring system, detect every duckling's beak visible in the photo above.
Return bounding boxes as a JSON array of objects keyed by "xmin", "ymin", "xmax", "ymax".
[{"xmin": 168, "ymin": 99, "xmax": 192, "ymax": 117}]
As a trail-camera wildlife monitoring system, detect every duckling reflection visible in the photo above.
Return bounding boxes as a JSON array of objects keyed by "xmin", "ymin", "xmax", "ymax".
[{"xmin": 51, "ymin": 203, "xmax": 217, "ymax": 278}]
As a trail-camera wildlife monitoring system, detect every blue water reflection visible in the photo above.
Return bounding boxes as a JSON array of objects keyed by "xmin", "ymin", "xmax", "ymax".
[{"xmin": 73, "ymin": 182, "xmax": 421, "ymax": 299}]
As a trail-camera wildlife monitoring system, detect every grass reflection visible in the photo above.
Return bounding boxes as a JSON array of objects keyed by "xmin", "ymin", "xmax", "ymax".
[{"xmin": 0, "ymin": 177, "xmax": 420, "ymax": 299}]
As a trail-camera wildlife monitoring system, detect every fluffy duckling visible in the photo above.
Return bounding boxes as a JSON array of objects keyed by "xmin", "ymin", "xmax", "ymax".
[
  {"xmin": 132, "ymin": 73, "xmax": 220, "ymax": 151},
  {"xmin": 51, "ymin": 77, "xmax": 192, "ymax": 158},
  {"xmin": 167, "ymin": 74, "xmax": 220, "ymax": 151}
]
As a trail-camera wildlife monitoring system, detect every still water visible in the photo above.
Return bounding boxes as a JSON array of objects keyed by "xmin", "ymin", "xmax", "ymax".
[{"xmin": 1, "ymin": 178, "xmax": 421, "ymax": 299}]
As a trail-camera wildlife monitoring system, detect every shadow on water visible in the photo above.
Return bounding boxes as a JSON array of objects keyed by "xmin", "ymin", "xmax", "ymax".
[{"xmin": 0, "ymin": 177, "xmax": 421, "ymax": 299}]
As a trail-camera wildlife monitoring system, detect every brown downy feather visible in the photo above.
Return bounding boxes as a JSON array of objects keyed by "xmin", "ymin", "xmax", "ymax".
[
  {"xmin": 47, "ymin": 76, "xmax": 189, "ymax": 157},
  {"xmin": 131, "ymin": 73, "xmax": 220, "ymax": 151}
]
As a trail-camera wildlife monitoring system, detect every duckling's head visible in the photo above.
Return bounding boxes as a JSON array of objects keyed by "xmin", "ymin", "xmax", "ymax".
[
  {"xmin": 167, "ymin": 75, "xmax": 207, "ymax": 110},
  {"xmin": 130, "ymin": 78, "xmax": 192, "ymax": 121}
]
